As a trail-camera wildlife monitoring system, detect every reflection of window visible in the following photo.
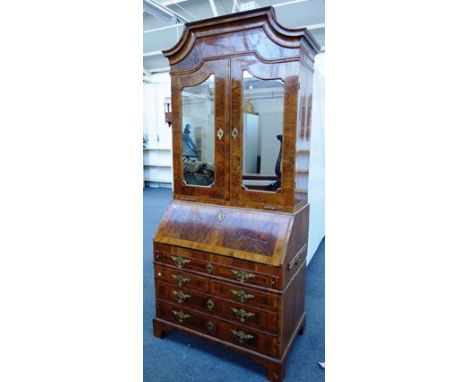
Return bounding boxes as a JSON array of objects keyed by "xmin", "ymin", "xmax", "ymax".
[
  {"xmin": 181, "ymin": 75, "xmax": 215, "ymax": 187},
  {"xmin": 242, "ymin": 70, "xmax": 284, "ymax": 192}
]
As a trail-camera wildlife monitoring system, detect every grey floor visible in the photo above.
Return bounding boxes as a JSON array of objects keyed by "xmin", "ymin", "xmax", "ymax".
[{"xmin": 143, "ymin": 187, "xmax": 324, "ymax": 381}]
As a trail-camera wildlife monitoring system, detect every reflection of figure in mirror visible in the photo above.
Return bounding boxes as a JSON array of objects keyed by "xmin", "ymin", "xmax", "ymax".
[
  {"xmin": 265, "ymin": 134, "xmax": 282, "ymax": 191},
  {"xmin": 181, "ymin": 74, "xmax": 216, "ymax": 187},
  {"xmin": 182, "ymin": 124, "xmax": 214, "ymax": 186},
  {"xmin": 182, "ymin": 124, "xmax": 198, "ymax": 160},
  {"xmin": 241, "ymin": 70, "xmax": 285, "ymax": 193}
]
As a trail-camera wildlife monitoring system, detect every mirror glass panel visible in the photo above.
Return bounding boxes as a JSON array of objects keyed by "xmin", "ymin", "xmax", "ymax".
[
  {"xmin": 242, "ymin": 70, "xmax": 284, "ymax": 192},
  {"xmin": 181, "ymin": 74, "xmax": 215, "ymax": 187}
]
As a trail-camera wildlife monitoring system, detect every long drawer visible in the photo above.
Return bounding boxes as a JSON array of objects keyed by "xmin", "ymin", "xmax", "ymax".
[
  {"xmin": 156, "ymin": 280, "xmax": 278, "ymax": 333},
  {"xmin": 157, "ymin": 300, "xmax": 277, "ymax": 357},
  {"xmin": 157, "ymin": 251, "xmax": 274, "ymax": 289}
]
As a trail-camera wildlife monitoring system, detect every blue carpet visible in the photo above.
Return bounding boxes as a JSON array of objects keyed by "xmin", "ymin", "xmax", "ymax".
[{"xmin": 144, "ymin": 187, "xmax": 324, "ymax": 381}]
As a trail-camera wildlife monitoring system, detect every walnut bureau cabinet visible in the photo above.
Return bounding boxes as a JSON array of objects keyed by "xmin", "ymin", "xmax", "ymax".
[{"xmin": 153, "ymin": 7, "xmax": 319, "ymax": 381}]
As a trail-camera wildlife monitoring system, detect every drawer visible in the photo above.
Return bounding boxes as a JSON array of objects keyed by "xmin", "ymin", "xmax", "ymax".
[
  {"xmin": 211, "ymin": 280, "xmax": 279, "ymax": 312},
  {"xmin": 211, "ymin": 298, "xmax": 278, "ymax": 334},
  {"xmin": 156, "ymin": 280, "xmax": 212, "ymax": 311},
  {"xmin": 155, "ymin": 265, "xmax": 209, "ymax": 293},
  {"xmin": 157, "ymin": 250, "xmax": 273, "ymax": 288},
  {"xmin": 218, "ymin": 320, "xmax": 277, "ymax": 357},
  {"xmin": 159, "ymin": 252, "xmax": 212, "ymax": 274},
  {"xmin": 213, "ymin": 264, "xmax": 272, "ymax": 288},
  {"xmin": 156, "ymin": 281, "xmax": 278, "ymax": 333},
  {"xmin": 156, "ymin": 301, "xmax": 219, "ymax": 336}
]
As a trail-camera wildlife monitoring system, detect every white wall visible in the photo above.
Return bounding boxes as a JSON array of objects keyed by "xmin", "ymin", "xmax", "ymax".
[
  {"xmin": 306, "ymin": 52, "xmax": 325, "ymax": 264},
  {"xmin": 143, "ymin": 73, "xmax": 172, "ymax": 149}
]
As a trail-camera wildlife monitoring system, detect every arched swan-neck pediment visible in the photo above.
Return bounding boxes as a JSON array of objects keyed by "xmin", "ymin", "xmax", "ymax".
[{"xmin": 162, "ymin": 7, "xmax": 320, "ymax": 73}]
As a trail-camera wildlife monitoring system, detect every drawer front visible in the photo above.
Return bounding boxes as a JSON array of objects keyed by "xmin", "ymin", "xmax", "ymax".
[
  {"xmin": 159, "ymin": 253, "xmax": 212, "ymax": 274},
  {"xmin": 157, "ymin": 281, "xmax": 278, "ymax": 333},
  {"xmin": 156, "ymin": 301, "xmax": 219, "ymax": 336},
  {"xmin": 214, "ymin": 265, "xmax": 271, "ymax": 288},
  {"xmin": 218, "ymin": 320, "xmax": 277, "ymax": 357},
  {"xmin": 212, "ymin": 298, "xmax": 278, "ymax": 334},
  {"xmin": 155, "ymin": 265, "xmax": 209, "ymax": 293},
  {"xmin": 156, "ymin": 280, "xmax": 212, "ymax": 312},
  {"xmin": 158, "ymin": 250, "xmax": 273, "ymax": 288},
  {"xmin": 211, "ymin": 280, "xmax": 279, "ymax": 312}
]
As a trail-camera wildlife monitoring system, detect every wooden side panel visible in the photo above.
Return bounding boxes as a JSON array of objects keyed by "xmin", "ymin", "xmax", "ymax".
[
  {"xmin": 282, "ymin": 204, "xmax": 309, "ymax": 286},
  {"xmin": 279, "ymin": 263, "xmax": 306, "ymax": 356},
  {"xmin": 294, "ymin": 61, "xmax": 315, "ymax": 207}
]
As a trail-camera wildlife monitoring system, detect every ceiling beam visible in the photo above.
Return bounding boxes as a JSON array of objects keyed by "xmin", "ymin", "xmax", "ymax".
[
  {"xmin": 208, "ymin": 0, "xmax": 219, "ymax": 16},
  {"xmin": 143, "ymin": 0, "xmax": 190, "ymax": 23},
  {"xmin": 273, "ymin": 0, "xmax": 308, "ymax": 8},
  {"xmin": 149, "ymin": 67, "xmax": 171, "ymax": 73},
  {"xmin": 231, "ymin": 0, "xmax": 238, "ymax": 12},
  {"xmin": 162, "ymin": 0, "xmax": 189, "ymax": 5},
  {"xmin": 144, "ymin": 23, "xmax": 182, "ymax": 34},
  {"xmin": 144, "ymin": 50, "xmax": 163, "ymax": 57},
  {"xmin": 306, "ymin": 23, "xmax": 325, "ymax": 30}
]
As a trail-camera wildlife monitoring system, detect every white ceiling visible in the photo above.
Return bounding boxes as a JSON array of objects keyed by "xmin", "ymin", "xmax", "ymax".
[{"xmin": 143, "ymin": 0, "xmax": 325, "ymax": 73}]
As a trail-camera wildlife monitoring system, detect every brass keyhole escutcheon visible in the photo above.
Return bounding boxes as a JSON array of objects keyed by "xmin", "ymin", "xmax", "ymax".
[
  {"xmin": 206, "ymin": 262, "xmax": 214, "ymax": 273},
  {"xmin": 217, "ymin": 128, "xmax": 224, "ymax": 140},
  {"xmin": 206, "ymin": 321, "xmax": 214, "ymax": 330},
  {"xmin": 206, "ymin": 299, "xmax": 214, "ymax": 311},
  {"xmin": 231, "ymin": 127, "xmax": 239, "ymax": 139}
]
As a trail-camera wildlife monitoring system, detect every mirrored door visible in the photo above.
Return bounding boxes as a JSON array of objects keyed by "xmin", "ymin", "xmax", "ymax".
[
  {"xmin": 173, "ymin": 60, "xmax": 229, "ymax": 200},
  {"xmin": 230, "ymin": 56, "xmax": 299, "ymax": 208}
]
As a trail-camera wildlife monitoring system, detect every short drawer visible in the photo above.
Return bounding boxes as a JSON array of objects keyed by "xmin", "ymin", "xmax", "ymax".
[
  {"xmin": 218, "ymin": 320, "xmax": 277, "ymax": 357},
  {"xmin": 211, "ymin": 280, "xmax": 279, "ymax": 312},
  {"xmin": 214, "ymin": 264, "xmax": 272, "ymax": 288},
  {"xmin": 155, "ymin": 265, "xmax": 209, "ymax": 293},
  {"xmin": 156, "ymin": 281, "xmax": 278, "ymax": 333},
  {"xmin": 159, "ymin": 252, "xmax": 212, "ymax": 274},
  {"xmin": 156, "ymin": 301, "xmax": 219, "ymax": 336}
]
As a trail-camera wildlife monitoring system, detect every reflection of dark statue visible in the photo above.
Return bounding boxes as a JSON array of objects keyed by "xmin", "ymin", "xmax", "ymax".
[
  {"xmin": 182, "ymin": 124, "xmax": 198, "ymax": 159},
  {"xmin": 266, "ymin": 134, "xmax": 282, "ymax": 191}
]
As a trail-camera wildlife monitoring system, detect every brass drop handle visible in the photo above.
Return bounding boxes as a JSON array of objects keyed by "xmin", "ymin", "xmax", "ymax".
[
  {"xmin": 231, "ymin": 329, "xmax": 254, "ymax": 344},
  {"xmin": 172, "ymin": 274, "xmax": 191, "ymax": 287},
  {"xmin": 172, "ymin": 290, "xmax": 191, "ymax": 304},
  {"xmin": 232, "ymin": 270, "xmax": 255, "ymax": 283},
  {"xmin": 231, "ymin": 289, "xmax": 255, "ymax": 303},
  {"xmin": 172, "ymin": 310, "xmax": 191, "ymax": 323},
  {"xmin": 206, "ymin": 299, "xmax": 215, "ymax": 311},
  {"xmin": 171, "ymin": 256, "xmax": 190, "ymax": 269},
  {"xmin": 231, "ymin": 308, "xmax": 255, "ymax": 322}
]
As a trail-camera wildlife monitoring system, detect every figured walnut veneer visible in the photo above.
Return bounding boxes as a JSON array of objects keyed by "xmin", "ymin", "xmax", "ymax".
[{"xmin": 153, "ymin": 6, "xmax": 318, "ymax": 382}]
